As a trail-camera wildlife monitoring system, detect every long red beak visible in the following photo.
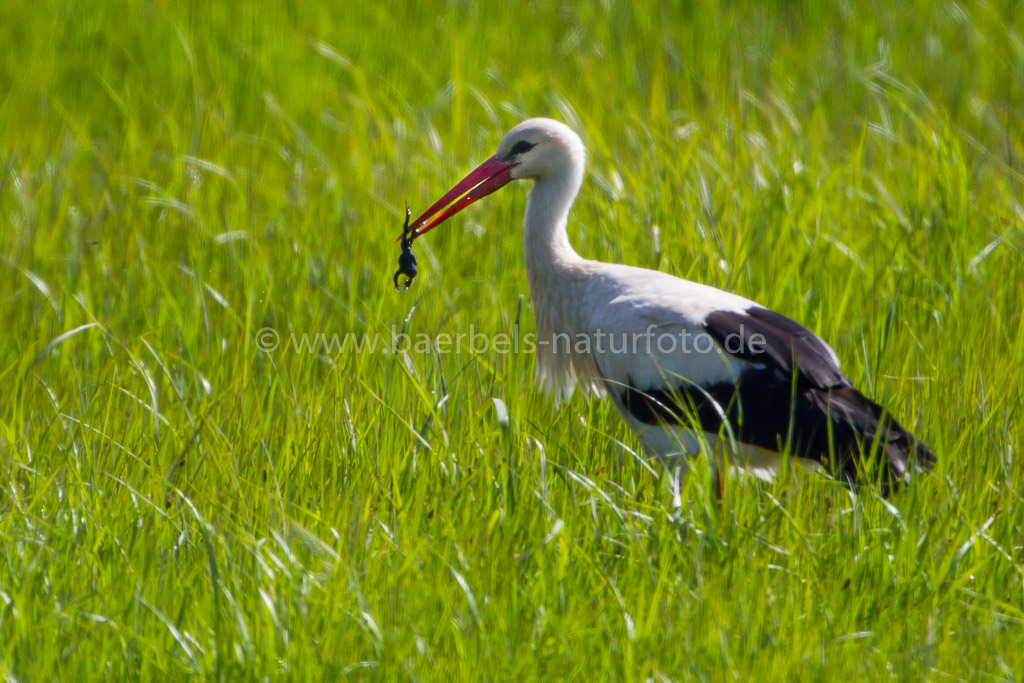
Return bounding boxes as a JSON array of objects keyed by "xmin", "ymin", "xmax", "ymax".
[{"xmin": 408, "ymin": 155, "xmax": 517, "ymax": 238}]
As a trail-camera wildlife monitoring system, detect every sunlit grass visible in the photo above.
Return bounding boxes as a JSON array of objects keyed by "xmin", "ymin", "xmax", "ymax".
[{"xmin": 1, "ymin": 0, "xmax": 1022, "ymax": 679}]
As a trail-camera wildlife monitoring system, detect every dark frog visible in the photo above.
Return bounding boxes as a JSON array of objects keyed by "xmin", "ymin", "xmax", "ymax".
[{"xmin": 393, "ymin": 204, "xmax": 417, "ymax": 291}]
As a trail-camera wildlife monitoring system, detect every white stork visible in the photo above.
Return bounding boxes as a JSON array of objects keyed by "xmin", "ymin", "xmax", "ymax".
[{"xmin": 408, "ymin": 118, "xmax": 934, "ymax": 492}]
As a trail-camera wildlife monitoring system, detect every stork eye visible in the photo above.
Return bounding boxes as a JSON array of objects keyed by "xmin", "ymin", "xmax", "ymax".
[{"xmin": 510, "ymin": 141, "xmax": 536, "ymax": 155}]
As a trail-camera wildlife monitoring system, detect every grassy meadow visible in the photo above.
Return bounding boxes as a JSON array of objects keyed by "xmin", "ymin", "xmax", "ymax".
[{"xmin": 2, "ymin": 0, "xmax": 1023, "ymax": 679}]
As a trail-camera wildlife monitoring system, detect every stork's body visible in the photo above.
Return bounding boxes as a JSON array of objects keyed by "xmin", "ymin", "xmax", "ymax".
[{"xmin": 410, "ymin": 119, "xmax": 934, "ymax": 490}]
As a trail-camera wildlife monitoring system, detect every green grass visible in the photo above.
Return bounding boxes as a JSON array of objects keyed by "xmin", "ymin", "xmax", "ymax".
[{"xmin": 2, "ymin": 0, "xmax": 1023, "ymax": 679}]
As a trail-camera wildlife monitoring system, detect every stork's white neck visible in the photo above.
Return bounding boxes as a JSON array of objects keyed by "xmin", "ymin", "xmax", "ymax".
[
  {"xmin": 522, "ymin": 154, "xmax": 604, "ymax": 400},
  {"xmin": 522, "ymin": 161, "xmax": 585, "ymax": 287}
]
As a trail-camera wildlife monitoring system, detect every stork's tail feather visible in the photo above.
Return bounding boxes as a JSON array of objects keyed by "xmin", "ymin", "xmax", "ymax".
[{"xmin": 808, "ymin": 385, "xmax": 935, "ymax": 492}]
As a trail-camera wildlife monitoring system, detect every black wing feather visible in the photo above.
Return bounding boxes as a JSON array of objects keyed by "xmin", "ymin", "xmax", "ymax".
[
  {"xmin": 621, "ymin": 305, "xmax": 935, "ymax": 492},
  {"xmin": 706, "ymin": 307, "xmax": 847, "ymax": 388}
]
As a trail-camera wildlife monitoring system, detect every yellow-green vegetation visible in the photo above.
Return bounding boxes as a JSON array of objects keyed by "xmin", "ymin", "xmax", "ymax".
[{"xmin": 2, "ymin": 1, "xmax": 1022, "ymax": 679}]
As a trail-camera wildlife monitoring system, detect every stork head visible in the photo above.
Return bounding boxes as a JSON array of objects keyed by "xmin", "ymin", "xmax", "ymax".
[{"xmin": 409, "ymin": 118, "xmax": 584, "ymax": 237}]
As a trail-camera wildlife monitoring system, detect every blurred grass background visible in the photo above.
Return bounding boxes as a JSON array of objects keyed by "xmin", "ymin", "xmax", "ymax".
[{"xmin": 1, "ymin": 0, "xmax": 1023, "ymax": 679}]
